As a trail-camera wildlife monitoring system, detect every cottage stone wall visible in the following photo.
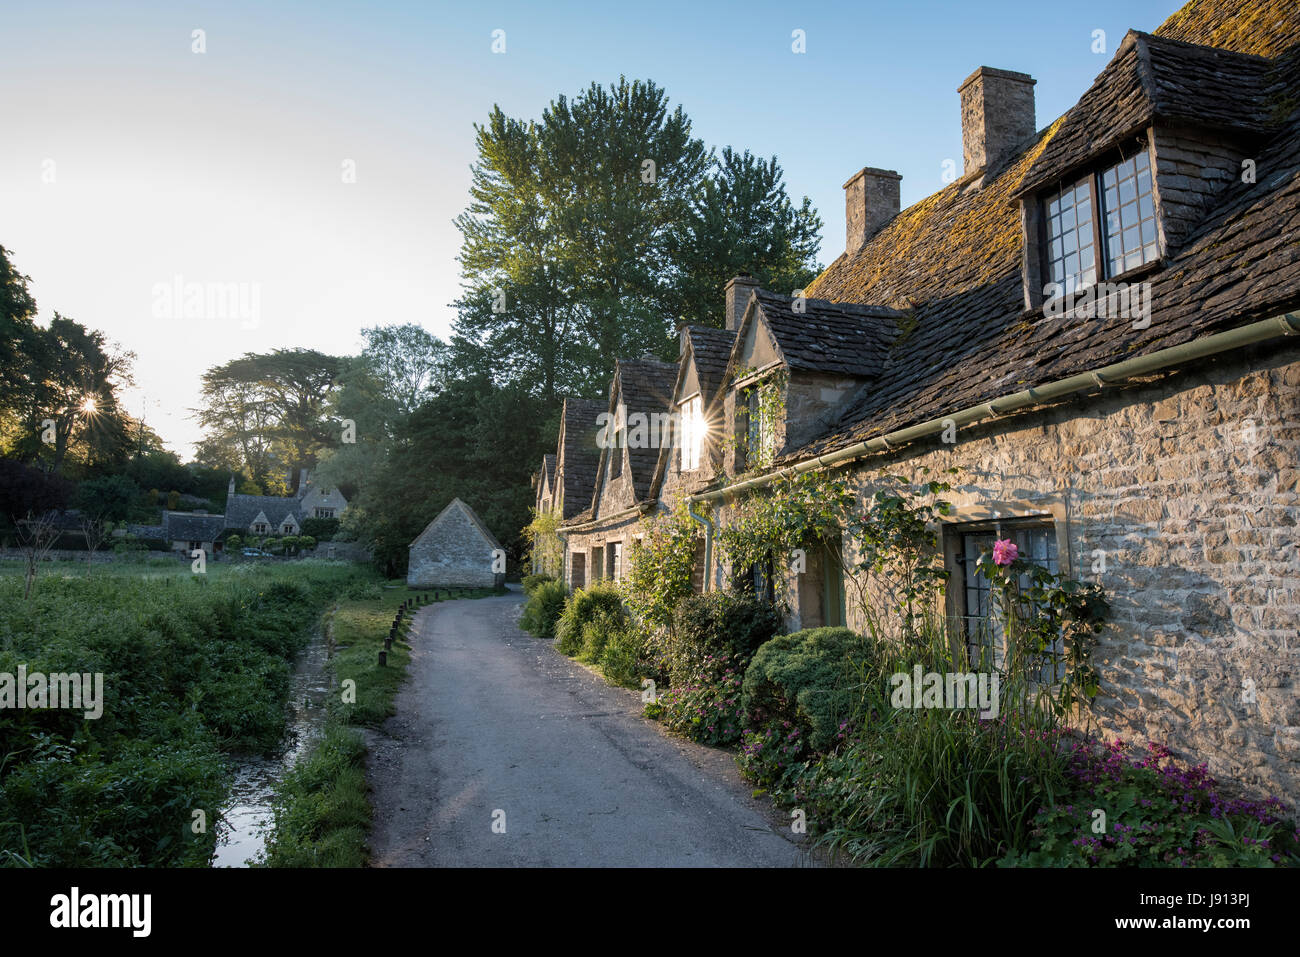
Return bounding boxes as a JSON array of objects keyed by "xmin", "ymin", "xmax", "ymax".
[
  {"xmin": 407, "ymin": 506, "xmax": 503, "ymax": 589},
  {"xmin": 741, "ymin": 343, "xmax": 1300, "ymax": 802},
  {"xmin": 562, "ymin": 511, "xmax": 642, "ymax": 590},
  {"xmin": 1152, "ymin": 124, "xmax": 1246, "ymax": 256},
  {"xmin": 785, "ymin": 373, "xmax": 871, "ymax": 452}
]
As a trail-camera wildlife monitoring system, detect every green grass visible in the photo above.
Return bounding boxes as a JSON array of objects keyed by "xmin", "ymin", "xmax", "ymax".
[{"xmin": 0, "ymin": 557, "xmax": 377, "ymax": 867}]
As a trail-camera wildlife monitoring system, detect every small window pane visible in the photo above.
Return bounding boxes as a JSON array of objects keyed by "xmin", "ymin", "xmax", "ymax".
[
  {"xmin": 1043, "ymin": 174, "xmax": 1097, "ymax": 295},
  {"xmin": 1101, "ymin": 151, "xmax": 1158, "ymax": 276}
]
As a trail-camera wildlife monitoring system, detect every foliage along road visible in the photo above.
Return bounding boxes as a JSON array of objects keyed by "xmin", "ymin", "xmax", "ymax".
[{"xmin": 366, "ymin": 588, "xmax": 813, "ymax": 867}]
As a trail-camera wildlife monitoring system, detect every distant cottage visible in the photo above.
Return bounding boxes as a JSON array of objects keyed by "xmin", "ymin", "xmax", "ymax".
[
  {"xmin": 223, "ymin": 469, "xmax": 348, "ymax": 538},
  {"xmin": 134, "ymin": 468, "xmax": 350, "ymax": 556},
  {"xmin": 407, "ymin": 498, "xmax": 505, "ymax": 589}
]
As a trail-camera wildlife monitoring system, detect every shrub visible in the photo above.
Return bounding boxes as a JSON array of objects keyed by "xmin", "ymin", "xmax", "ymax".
[
  {"xmin": 663, "ymin": 591, "xmax": 781, "ymax": 682},
  {"xmin": 741, "ymin": 626, "xmax": 875, "ymax": 753},
  {"xmin": 521, "ymin": 573, "xmax": 555, "ymax": 596},
  {"xmin": 652, "ymin": 651, "xmax": 747, "ymax": 747},
  {"xmin": 579, "ymin": 607, "xmax": 622, "ymax": 663},
  {"xmin": 1002, "ymin": 739, "xmax": 1300, "ymax": 868},
  {"xmin": 554, "ymin": 584, "xmax": 624, "ymax": 657},
  {"xmin": 299, "ymin": 516, "xmax": 340, "ymax": 542},
  {"xmin": 600, "ymin": 620, "xmax": 652, "ymax": 688},
  {"xmin": 519, "ymin": 578, "xmax": 568, "ymax": 639}
]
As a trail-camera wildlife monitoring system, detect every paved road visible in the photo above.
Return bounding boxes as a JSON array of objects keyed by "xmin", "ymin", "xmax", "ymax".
[{"xmin": 366, "ymin": 589, "xmax": 812, "ymax": 867}]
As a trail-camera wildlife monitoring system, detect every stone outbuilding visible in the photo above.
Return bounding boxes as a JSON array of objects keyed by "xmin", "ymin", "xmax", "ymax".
[{"xmin": 407, "ymin": 498, "xmax": 505, "ymax": 589}]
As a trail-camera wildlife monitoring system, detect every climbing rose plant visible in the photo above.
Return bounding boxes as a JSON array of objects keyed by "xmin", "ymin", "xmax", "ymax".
[{"xmin": 624, "ymin": 496, "xmax": 701, "ymax": 633}]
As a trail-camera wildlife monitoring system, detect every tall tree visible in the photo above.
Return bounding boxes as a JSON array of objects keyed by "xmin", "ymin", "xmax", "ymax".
[
  {"xmin": 194, "ymin": 348, "xmax": 339, "ymax": 490},
  {"xmin": 666, "ymin": 147, "xmax": 823, "ymax": 327},
  {"xmin": 358, "ymin": 324, "xmax": 450, "ymax": 416},
  {"xmin": 451, "ymin": 80, "xmax": 823, "ymax": 398}
]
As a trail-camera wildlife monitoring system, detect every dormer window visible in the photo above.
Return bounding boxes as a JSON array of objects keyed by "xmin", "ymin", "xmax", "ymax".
[
  {"xmin": 1043, "ymin": 142, "xmax": 1158, "ymax": 300},
  {"xmin": 606, "ymin": 411, "xmax": 624, "ymax": 482},
  {"xmin": 678, "ymin": 394, "xmax": 703, "ymax": 472},
  {"xmin": 741, "ymin": 383, "xmax": 775, "ymax": 471}
]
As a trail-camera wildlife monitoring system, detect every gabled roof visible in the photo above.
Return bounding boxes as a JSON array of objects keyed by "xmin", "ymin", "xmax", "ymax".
[
  {"xmin": 164, "ymin": 512, "xmax": 226, "ymax": 542},
  {"xmin": 735, "ymin": 289, "xmax": 901, "ymax": 380},
  {"xmin": 1017, "ymin": 30, "xmax": 1276, "ymax": 197},
  {"xmin": 606, "ymin": 358, "xmax": 677, "ymax": 505},
  {"xmin": 680, "ymin": 325, "xmax": 733, "ymax": 410},
  {"xmin": 793, "ymin": 0, "xmax": 1300, "ymax": 463},
  {"xmin": 1155, "ymin": 0, "xmax": 1300, "ymax": 58},
  {"xmin": 224, "ymin": 494, "xmax": 302, "ymax": 530},
  {"xmin": 410, "ymin": 497, "xmax": 503, "ymax": 551},
  {"xmin": 557, "ymin": 397, "xmax": 605, "ymax": 521}
]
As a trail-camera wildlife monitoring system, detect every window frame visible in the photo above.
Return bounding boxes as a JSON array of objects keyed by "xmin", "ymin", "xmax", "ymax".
[
  {"xmin": 678, "ymin": 393, "xmax": 703, "ymax": 473},
  {"xmin": 1038, "ymin": 136, "xmax": 1160, "ymax": 307},
  {"xmin": 950, "ymin": 517, "xmax": 1062, "ymax": 677}
]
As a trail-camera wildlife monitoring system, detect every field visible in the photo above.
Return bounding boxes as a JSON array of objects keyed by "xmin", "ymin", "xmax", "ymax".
[{"xmin": 0, "ymin": 558, "xmax": 378, "ymax": 866}]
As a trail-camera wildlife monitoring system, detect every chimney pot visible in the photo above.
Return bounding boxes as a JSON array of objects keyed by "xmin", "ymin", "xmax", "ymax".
[
  {"xmin": 844, "ymin": 167, "xmax": 901, "ymax": 256},
  {"xmin": 958, "ymin": 66, "xmax": 1036, "ymax": 176},
  {"xmin": 724, "ymin": 274, "xmax": 759, "ymax": 332}
]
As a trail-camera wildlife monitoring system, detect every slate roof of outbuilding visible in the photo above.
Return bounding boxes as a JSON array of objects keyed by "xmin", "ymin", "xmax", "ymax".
[
  {"xmin": 410, "ymin": 497, "xmax": 503, "ymax": 551},
  {"xmin": 164, "ymin": 512, "xmax": 226, "ymax": 542},
  {"xmin": 558, "ymin": 398, "xmax": 606, "ymax": 520},
  {"xmin": 788, "ymin": 0, "xmax": 1300, "ymax": 462}
]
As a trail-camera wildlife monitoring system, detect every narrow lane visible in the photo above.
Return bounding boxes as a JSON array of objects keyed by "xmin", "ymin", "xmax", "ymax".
[{"xmin": 366, "ymin": 589, "xmax": 811, "ymax": 867}]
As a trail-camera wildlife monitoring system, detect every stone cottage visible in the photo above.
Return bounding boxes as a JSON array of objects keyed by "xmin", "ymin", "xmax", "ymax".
[
  {"xmin": 407, "ymin": 497, "xmax": 505, "ymax": 589},
  {"xmin": 546, "ymin": 0, "xmax": 1300, "ymax": 801},
  {"xmin": 221, "ymin": 469, "xmax": 348, "ymax": 539},
  {"xmin": 532, "ymin": 396, "xmax": 621, "ymax": 588},
  {"xmin": 559, "ymin": 358, "xmax": 677, "ymax": 590},
  {"xmin": 161, "ymin": 511, "xmax": 226, "ymax": 556}
]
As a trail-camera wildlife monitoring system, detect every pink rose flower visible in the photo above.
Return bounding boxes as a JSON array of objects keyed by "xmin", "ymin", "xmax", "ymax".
[{"xmin": 992, "ymin": 538, "xmax": 1018, "ymax": 566}]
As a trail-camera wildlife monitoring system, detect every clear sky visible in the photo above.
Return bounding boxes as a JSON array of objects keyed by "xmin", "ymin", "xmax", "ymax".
[{"xmin": 0, "ymin": 0, "xmax": 1179, "ymax": 459}]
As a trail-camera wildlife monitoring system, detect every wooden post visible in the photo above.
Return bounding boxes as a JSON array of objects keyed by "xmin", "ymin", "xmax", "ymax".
[{"xmin": 378, "ymin": 649, "xmax": 387, "ymax": 666}]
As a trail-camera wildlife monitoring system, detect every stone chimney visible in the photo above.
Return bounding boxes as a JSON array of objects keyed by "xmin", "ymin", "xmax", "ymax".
[
  {"xmin": 844, "ymin": 167, "xmax": 901, "ymax": 256},
  {"xmin": 958, "ymin": 67, "xmax": 1036, "ymax": 176},
  {"xmin": 298, "ymin": 468, "xmax": 309, "ymax": 495},
  {"xmin": 725, "ymin": 274, "xmax": 760, "ymax": 331},
  {"xmin": 228, "ymin": 474, "xmax": 236, "ymax": 496}
]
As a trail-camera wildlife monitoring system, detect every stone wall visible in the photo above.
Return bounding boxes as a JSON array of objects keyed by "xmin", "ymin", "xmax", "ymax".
[
  {"xmin": 1152, "ymin": 123, "xmax": 1246, "ymax": 255},
  {"xmin": 753, "ymin": 342, "xmax": 1300, "ymax": 802},
  {"xmin": 407, "ymin": 507, "xmax": 503, "ymax": 589}
]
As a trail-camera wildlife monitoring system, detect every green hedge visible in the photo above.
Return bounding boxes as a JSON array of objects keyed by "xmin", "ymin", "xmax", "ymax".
[
  {"xmin": 519, "ymin": 579, "xmax": 568, "ymax": 639},
  {"xmin": 555, "ymin": 584, "xmax": 625, "ymax": 657},
  {"xmin": 521, "ymin": 573, "xmax": 555, "ymax": 596},
  {"xmin": 664, "ymin": 591, "xmax": 781, "ymax": 681},
  {"xmin": 741, "ymin": 626, "xmax": 876, "ymax": 753}
]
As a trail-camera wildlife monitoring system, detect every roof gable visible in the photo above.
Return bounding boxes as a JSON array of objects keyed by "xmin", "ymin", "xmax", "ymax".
[
  {"xmin": 784, "ymin": 0, "xmax": 1300, "ymax": 465},
  {"xmin": 556, "ymin": 397, "xmax": 605, "ymax": 520},
  {"xmin": 410, "ymin": 497, "xmax": 503, "ymax": 552},
  {"xmin": 1017, "ymin": 30, "xmax": 1275, "ymax": 198}
]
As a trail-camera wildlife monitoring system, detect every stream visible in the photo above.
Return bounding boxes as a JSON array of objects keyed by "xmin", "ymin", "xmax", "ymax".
[{"xmin": 211, "ymin": 627, "xmax": 334, "ymax": 867}]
